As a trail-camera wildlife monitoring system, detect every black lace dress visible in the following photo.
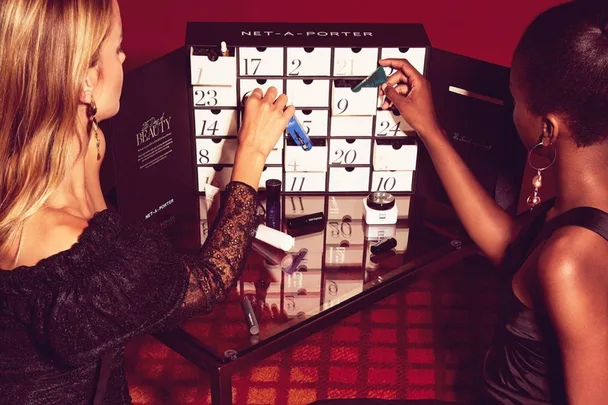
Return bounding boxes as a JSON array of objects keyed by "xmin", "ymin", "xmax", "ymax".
[{"xmin": 0, "ymin": 182, "xmax": 260, "ymax": 404}]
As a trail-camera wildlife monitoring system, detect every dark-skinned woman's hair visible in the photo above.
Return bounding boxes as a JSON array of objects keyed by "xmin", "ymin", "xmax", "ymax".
[{"xmin": 513, "ymin": 0, "xmax": 608, "ymax": 147}]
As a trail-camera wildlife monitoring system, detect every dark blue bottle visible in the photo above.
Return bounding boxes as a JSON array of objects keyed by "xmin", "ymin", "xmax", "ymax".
[{"xmin": 265, "ymin": 179, "xmax": 281, "ymax": 230}]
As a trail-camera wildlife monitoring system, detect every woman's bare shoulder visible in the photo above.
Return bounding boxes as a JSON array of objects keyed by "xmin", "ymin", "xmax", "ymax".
[
  {"xmin": 534, "ymin": 225, "xmax": 608, "ymax": 349},
  {"xmin": 536, "ymin": 225, "xmax": 608, "ymax": 301},
  {"xmin": 1, "ymin": 209, "xmax": 89, "ymax": 270}
]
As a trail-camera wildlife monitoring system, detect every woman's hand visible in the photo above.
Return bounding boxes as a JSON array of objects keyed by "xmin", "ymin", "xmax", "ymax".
[
  {"xmin": 231, "ymin": 87, "xmax": 295, "ymax": 190},
  {"xmin": 238, "ymin": 87, "xmax": 295, "ymax": 159},
  {"xmin": 378, "ymin": 58, "xmax": 442, "ymax": 138},
  {"xmin": 378, "ymin": 59, "xmax": 517, "ymax": 265}
]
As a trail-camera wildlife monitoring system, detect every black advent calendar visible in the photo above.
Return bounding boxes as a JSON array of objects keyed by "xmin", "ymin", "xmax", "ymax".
[{"xmin": 101, "ymin": 23, "xmax": 525, "ymax": 252}]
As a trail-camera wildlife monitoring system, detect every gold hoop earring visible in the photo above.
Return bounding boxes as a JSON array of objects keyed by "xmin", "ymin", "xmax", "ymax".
[
  {"xmin": 87, "ymin": 98, "xmax": 101, "ymax": 161},
  {"xmin": 526, "ymin": 140, "xmax": 556, "ymax": 209}
]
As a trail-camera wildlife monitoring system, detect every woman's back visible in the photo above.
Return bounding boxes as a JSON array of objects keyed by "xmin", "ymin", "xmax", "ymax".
[
  {"xmin": 0, "ymin": 210, "xmax": 135, "ymax": 404},
  {"xmin": 1, "ymin": 208, "xmax": 92, "ymax": 270}
]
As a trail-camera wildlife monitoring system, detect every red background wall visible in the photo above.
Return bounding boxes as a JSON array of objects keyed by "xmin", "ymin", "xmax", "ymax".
[
  {"xmin": 118, "ymin": 0, "xmax": 568, "ymax": 210},
  {"xmin": 119, "ymin": 0, "xmax": 569, "ymax": 72}
]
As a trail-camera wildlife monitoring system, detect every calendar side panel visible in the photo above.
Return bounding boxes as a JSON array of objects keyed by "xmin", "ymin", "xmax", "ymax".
[
  {"xmin": 422, "ymin": 48, "xmax": 524, "ymax": 216},
  {"xmin": 107, "ymin": 46, "xmax": 200, "ymax": 251}
]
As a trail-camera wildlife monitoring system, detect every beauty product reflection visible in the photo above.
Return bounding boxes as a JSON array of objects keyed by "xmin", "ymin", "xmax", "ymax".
[
  {"xmin": 363, "ymin": 191, "xmax": 398, "ymax": 225},
  {"xmin": 370, "ymin": 237, "xmax": 397, "ymax": 255},
  {"xmin": 251, "ymin": 239, "xmax": 293, "ymax": 269},
  {"xmin": 284, "ymin": 248, "xmax": 308, "ymax": 275},
  {"xmin": 241, "ymin": 297, "xmax": 260, "ymax": 335}
]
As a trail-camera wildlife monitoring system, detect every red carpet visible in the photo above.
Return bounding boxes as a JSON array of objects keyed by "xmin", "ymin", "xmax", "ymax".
[{"xmin": 124, "ymin": 255, "xmax": 499, "ymax": 404}]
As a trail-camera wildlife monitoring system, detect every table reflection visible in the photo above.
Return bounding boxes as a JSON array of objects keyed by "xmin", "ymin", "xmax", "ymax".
[
  {"xmin": 207, "ymin": 194, "xmax": 410, "ymax": 320},
  {"xmin": 183, "ymin": 192, "xmax": 454, "ymax": 358}
]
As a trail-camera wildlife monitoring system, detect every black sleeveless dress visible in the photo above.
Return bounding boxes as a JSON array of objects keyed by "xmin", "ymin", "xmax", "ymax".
[
  {"xmin": 310, "ymin": 199, "xmax": 608, "ymax": 405},
  {"xmin": 478, "ymin": 199, "xmax": 608, "ymax": 404}
]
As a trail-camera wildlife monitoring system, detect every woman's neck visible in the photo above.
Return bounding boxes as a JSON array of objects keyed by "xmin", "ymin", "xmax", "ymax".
[
  {"xmin": 552, "ymin": 141, "xmax": 608, "ymax": 215},
  {"xmin": 46, "ymin": 158, "xmax": 95, "ymax": 218},
  {"xmin": 45, "ymin": 123, "xmax": 97, "ymax": 219}
]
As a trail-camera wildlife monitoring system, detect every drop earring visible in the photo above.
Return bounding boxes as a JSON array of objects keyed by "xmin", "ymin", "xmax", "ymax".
[
  {"xmin": 87, "ymin": 97, "xmax": 101, "ymax": 161},
  {"xmin": 526, "ymin": 137, "xmax": 556, "ymax": 209}
]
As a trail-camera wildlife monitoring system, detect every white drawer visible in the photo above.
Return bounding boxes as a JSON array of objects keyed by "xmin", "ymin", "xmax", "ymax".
[
  {"xmin": 190, "ymin": 46, "xmax": 236, "ymax": 86},
  {"xmin": 292, "ymin": 109, "xmax": 329, "ymax": 137},
  {"xmin": 286, "ymin": 47, "xmax": 332, "ymax": 76},
  {"xmin": 284, "ymin": 172, "xmax": 327, "ymax": 192},
  {"xmin": 374, "ymin": 109, "xmax": 414, "ymax": 136},
  {"xmin": 325, "ymin": 244, "xmax": 365, "ymax": 266},
  {"xmin": 329, "ymin": 139, "xmax": 371, "ymax": 166},
  {"xmin": 239, "ymin": 47, "xmax": 284, "ymax": 76},
  {"xmin": 330, "ymin": 116, "xmax": 374, "ymax": 137},
  {"xmin": 284, "ymin": 271, "xmax": 322, "ymax": 293},
  {"xmin": 192, "ymin": 86, "xmax": 237, "ymax": 108},
  {"xmin": 239, "ymin": 78, "xmax": 284, "ymax": 103},
  {"xmin": 286, "ymin": 79, "xmax": 330, "ymax": 108},
  {"xmin": 194, "ymin": 109, "xmax": 238, "ymax": 137},
  {"xmin": 259, "ymin": 166, "xmax": 283, "ymax": 190},
  {"xmin": 373, "ymin": 138, "xmax": 418, "ymax": 171},
  {"xmin": 285, "ymin": 138, "xmax": 328, "ymax": 172},
  {"xmin": 197, "ymin": 165, "xmax": 233, "ymax": 191},
  {"xmin": 333, "ymin": 47, "xmax": 379, "ymax": 76},
  {"xmin": 195, "ymin": 138, "xmax": 237, "ymax": 165},
  {"xmin": 332, "ymin": 80, "xmax": 377, "ymax": 116},
  {"xmin": 329, "ymin": 167, "xmax": 370, "ymax": 192},
  {"xmin": 266, "ymin": 148, "xmax": 283, "ymax": 165},
  {"xmin": 323, "ymin": 279, "xmax": 363, "ymax": 307},
  {"xmin": 380, "ymin": 47, "xmax": 427, "ymax": 76},
  {"xmin": 371, "ymin": 170, "xmax": 414, "ymax": 192}
]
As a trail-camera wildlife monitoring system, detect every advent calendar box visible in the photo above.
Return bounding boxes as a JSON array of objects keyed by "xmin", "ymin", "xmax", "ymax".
[
  {"xmin": 186, "ymin": 22, "xmax": 429, "ymax": 195},
  {"xmin": 102, "ymin": 22, "xmax": 526, "ymax": 251}
]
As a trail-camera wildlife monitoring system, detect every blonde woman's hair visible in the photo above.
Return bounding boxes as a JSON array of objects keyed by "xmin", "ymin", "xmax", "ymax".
[{"xmin": 0, "ymin": 0, "xmax": 114, "ymax": 256}]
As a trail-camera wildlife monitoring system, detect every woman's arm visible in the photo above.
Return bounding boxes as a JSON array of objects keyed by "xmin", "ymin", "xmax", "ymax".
[
  {"xmin": 416, "ymin": 126, "xmax": 517, "ymax": 264},
  {"xmin": 379, "ymin": 58, "xmax": 517, "ymax": 265},
  {"xmin": 171, "ymin": 86, "xmax": 296, "ymax": 318},
  {"xmin": 171, "ymin": 180, "xmax": 262, "ymax": 319}
]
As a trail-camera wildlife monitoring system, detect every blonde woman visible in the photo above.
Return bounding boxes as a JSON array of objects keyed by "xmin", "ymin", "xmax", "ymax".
[{"xmin": 0, "ymin": 0, "xmax": 294, "ymax": 403}]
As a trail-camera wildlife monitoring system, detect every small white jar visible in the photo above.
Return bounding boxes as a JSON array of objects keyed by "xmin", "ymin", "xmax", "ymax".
[{"xmin": 363, "ymin": 191, "xmax": 398, "ymax": 225}]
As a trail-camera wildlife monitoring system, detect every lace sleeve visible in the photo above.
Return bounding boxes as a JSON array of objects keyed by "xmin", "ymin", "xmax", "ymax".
[{"xmin": 167, "ymin": 181, "xmax": 265, "ymax": 323}]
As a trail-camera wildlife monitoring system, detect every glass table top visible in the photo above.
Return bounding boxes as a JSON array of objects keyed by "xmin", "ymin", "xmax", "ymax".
[{"xmin": 178, "ymin": 193, "xmax": 460, "ymax": 362}]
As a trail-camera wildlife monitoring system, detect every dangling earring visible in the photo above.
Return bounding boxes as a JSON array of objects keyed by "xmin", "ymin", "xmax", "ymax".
[
  {"xmin": 526, "ymin": 138, "xmax": 556, "ymax": 209},
  {"xmin": 87, "ymin": 97, "xmax": 101, "ymax": 161}
]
